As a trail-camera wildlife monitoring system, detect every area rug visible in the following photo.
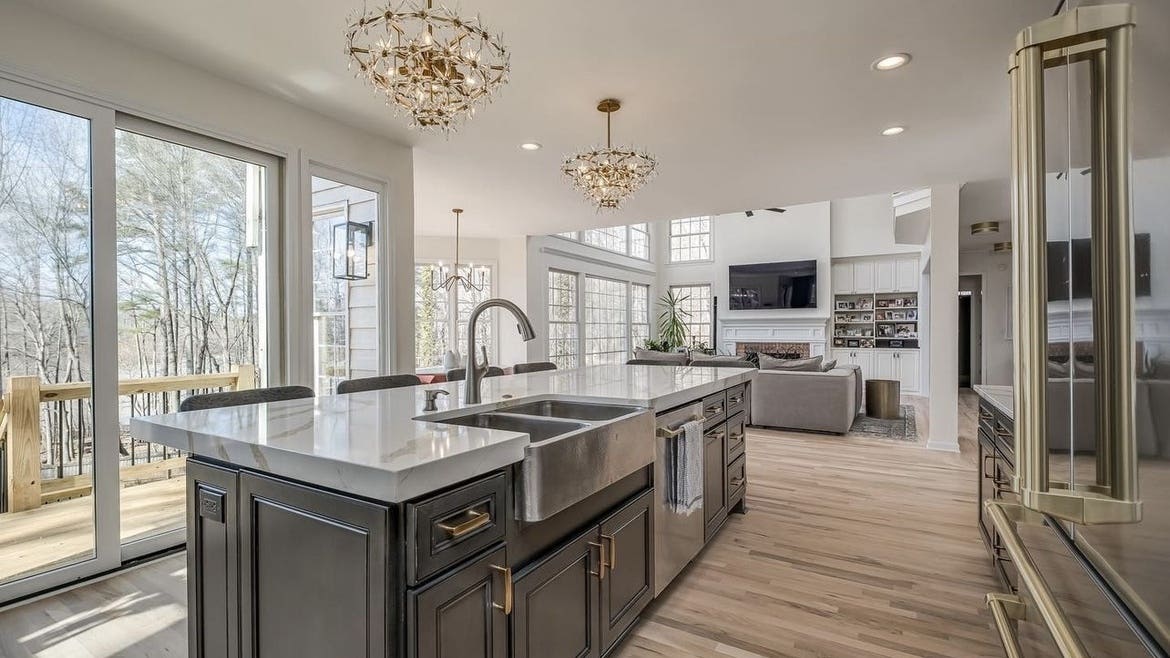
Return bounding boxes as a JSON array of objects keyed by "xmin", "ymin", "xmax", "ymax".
[{"xmin": 850, "ymin": 405, "xmax": 918, "ymax": 442}]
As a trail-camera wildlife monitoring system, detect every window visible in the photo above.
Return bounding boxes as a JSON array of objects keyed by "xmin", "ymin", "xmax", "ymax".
[
  {"xmin": 631, "ymin": 284, "xmax": 650, "ymax": 349},
  {"xmin": 582, "ymin": 226, "xmax": 627, "ymax": 254},
  {"xmin": 583, "ymin": 276, "xmax": 628, "ymax": 365},
  {"xmin": 414, "ymin": 263, "xmax": 492, "ymax": 370},
  {"xmin": 555, "ymin": 224, "xmax": 649, "ymax": 260},
  {"xmin": 629, "ymin": 223, "xmax": 650, "ymax": 260},
  {"xmin": 547, "ymin": 270, "xmax": 579, "ymax": 369},
  {"xmin": 309, "ymin": 176, "xmax": 381, "ymax": 393},
  {"xmin": 671, "ymin": 284, "xmax": 713, "ymax": 348},
  {"xmin": 669, "ymin": 216, "xmax": 712, "ymax": 263}
]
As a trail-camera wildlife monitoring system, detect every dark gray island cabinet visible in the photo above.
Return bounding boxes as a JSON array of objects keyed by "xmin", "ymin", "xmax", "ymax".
[
  {"xmin": 148, "ymin": 366, "xmax": 756, "ymax": 658},
  {"xmin": 189, "ymin": 458, "xmax": 656, "ymax": 658}
]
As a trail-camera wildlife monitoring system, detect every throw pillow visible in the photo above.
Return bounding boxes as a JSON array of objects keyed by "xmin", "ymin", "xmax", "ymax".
[
  {"xmin": 632, "ymin": 348, "xmax": 688, "ymax": 365},
  {"xmin": 689, "ymin": 351, "xmax": 729, "ymax": 361},
  {"xmin": 821, "ymin": 359, "xmax": 838, "ymax": 372},
  {"xmin": 759, "ymin": 354, "xmax": 823, "ymax": 372},
  {"xmin": 688, "ymin": 358, "xmax": 755, "ymax": 368}
]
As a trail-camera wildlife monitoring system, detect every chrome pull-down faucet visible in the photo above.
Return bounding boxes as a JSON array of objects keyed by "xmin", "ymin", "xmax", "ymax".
[{"xmin": 464, "ymin": 299, "xmax": 537, "ymax": 404}]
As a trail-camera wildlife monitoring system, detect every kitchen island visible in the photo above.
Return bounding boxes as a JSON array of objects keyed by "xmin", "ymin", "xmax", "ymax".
[{"xmin": 133, "ymin": 364, "xmax": 755, "ymax": 658}]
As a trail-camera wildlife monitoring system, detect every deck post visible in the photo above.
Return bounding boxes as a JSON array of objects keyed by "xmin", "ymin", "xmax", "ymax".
[
  {"xmin": 234, "ymin": 364, "xmax": 256, "ymax": 391},
  {"xmin": 6, "ymin": 376, "xmax": 43, "ymax": 512}
]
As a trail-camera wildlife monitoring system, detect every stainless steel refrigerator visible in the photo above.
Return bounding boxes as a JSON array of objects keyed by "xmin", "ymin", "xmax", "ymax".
[{"xmin": 987, "ymin": 2, "xmax": 1170, "ymax": 656}]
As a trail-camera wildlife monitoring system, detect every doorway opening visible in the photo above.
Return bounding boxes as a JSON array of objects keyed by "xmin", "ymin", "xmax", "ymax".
[{"xmin": 958, "ymin": 275, "xmax": 983, "ymax": 388}]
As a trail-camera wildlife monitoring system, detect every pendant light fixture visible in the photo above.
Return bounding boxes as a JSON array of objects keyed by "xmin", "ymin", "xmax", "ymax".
[
  {"xmin": 431, "ymin": 208, "xmax": 486, "ymax": 292},
  {"xmin": 562, "ymin": 99, "xmax": 658, "ymax": 210}
]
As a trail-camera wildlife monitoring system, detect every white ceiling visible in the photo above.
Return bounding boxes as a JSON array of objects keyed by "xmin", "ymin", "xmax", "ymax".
[{"xmin": 29, "ymin": 0, "xmax": 1058, "ymax": 237}]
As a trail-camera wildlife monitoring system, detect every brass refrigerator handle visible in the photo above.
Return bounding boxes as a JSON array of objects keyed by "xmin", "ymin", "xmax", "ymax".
[
  {"xmin": 1009, "ymin": 4, "xmax": 1141, "ymax": 525},
  {"xmin": 985, "ymin": 501, "xmax": 1090, "ymax": 658},
  {"xmin": 490, "ymin": 565, "xmax": 513, "ymax": 615},
  {"xmin": 986, "ymin": 593, "xmax": 1026, "ymax": 658}
]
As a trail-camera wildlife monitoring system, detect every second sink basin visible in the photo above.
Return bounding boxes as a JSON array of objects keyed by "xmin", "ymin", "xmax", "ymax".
[
  {"xmin": 439, "ymin": 412, "xmax": 587, "ymax": 443},
  {"xmin": 499, "ymin": 399, "xmax": 640, "ymax": 422}
]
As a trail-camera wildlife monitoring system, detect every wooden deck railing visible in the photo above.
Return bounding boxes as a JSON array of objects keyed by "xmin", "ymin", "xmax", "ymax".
[{"xmin": 1, "ymin": 364, "xmax": 254, "ymax": 513}]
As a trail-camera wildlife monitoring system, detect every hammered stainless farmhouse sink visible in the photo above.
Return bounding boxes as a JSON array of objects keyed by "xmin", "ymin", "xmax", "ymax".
[{"xmin": 426, "ymin": 397, "xmax": 654, "ymax": 521}]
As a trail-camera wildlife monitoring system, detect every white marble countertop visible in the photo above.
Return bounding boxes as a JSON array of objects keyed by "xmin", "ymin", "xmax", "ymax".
[
  {"xmin": 131, "ymin": 364, "xmax": 756, "ymax": 503},
  {"xmin": 972, "ymin": 384, "xmax": 1013, "ymax": 419}
]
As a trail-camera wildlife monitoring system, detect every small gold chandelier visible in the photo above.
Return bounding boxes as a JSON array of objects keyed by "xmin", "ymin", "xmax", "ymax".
[
  {"xmin": 344, "ymin": 0, "xmax": 509, "ymax": 133},
  {"xmin": 562, "ymin": 99, "xmax": 658, "ymax": 210},
  {"xmin": 431, "ymin": 209, "xmax": 486, "ymax": 292}
]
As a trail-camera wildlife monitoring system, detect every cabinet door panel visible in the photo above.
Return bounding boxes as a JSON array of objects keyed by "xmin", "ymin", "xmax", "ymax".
[
  {"xmin": 831, "ymin": 262, "xmax": 853, "ymax": 293},
  {"xmin": 852, "ymin": 260, "xmax": 875, "ymax": 293},
  {"xmin": 409, "ymin": 547, "xmax": 508, "ymax": 658},
  {"xmin": 873, "ymin": 351, "xmax": 896, "ymax": 380},
  {"xmin": 239, "ymin": 472, "xmax": 392, "ymax": 658},
  {"xmin": 874, "ymin": 259, "xmax": 896, "ymax": 292},
  {"xmin": 188, "ymin": 460, "xmax": 239, "ymax": 658},
  {"xmin": 895, "ymin": 256, "xmax": 919, "ymax": 292},
  {"xmin": 513, "ymin": 529, "xmax": 600, "ymax": 658},
  {"xmin": 896, "ymin": 351, "xmax": 920, "ymax": 392},
  {"xmin": 703, "ymin": 425, "xmax": 728, "ymax": 541},
  {"xmin": 853, "ymin": 351, "xmax": 874, "ymax": 382},
  {"xmin": 599, "ymin": 491, "xmax": 654, "ymax": 653}
]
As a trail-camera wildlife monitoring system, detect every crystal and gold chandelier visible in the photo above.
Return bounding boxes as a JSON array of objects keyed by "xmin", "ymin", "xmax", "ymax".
[
  {"xmin": 562, "ymin": 99, "xmax": 658, "ymax": 210},
  {"xmin": 344, "ymin": 1, "xmax": 509, "ymax": 133}
]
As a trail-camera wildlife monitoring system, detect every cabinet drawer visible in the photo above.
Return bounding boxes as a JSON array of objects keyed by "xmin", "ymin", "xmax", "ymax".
[
  {"xmin": 407, "ymin": 472, "xmax": 507, "ymax": 585},
  {"xmin": 727, "ymin": 453, "xmax": 746, "ymax": 506},
  {"xmin": 725, "ymin": 384, "xmax": 747, "ymax": 418},
  {"xmin": 977, "ymin": 400, "xmax": 995, "ymax": 438},
  {"xmin": 701, "ymin": 392, "xmax": 727, "ymax": 430},
  {"xmin": 726, "ymin": 412, "xmax": 746, "ymax": 463}
]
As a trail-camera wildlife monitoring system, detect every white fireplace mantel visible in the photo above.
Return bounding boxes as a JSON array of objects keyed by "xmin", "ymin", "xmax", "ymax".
[{"xmin": 719, "ymin": 316, "xmax": 830, "ymax": 356}]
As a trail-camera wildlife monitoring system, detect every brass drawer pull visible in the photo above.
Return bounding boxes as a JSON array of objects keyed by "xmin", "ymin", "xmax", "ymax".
[
  {"xmin": 602, "ymin": 534, "xmax": 616, "ymax": 571},
  {"xmin": 729, "ymin": 395, "xmax": 744, "ymax": 405},
  {"xmin": 979, "ymin": 409, "xmax": 994, "ymax": 421},
  {"xmin": 994, "ymin": 425, "xmax": 1012, "ymax": 440},
  {"xmin": 704, "ymin": 404, "xmax": 724, "ymax": 416},
  {"xmin": 490, "ymin": 565, "xmax": 513, "ymax": 615},
  {"xmin": 729, "ymin": 431, "xmax": 745, "ymax": 442},
  {"xmin": 730, "ymin": 476, "xmax": 745, "ymax": 488},
  {"xmin": 437, "ymin": 509, "xmax": 491, "ymax": 538},
  {"xmin": 986, "ymin": 501, "xmax": 1089, "ymax": 658},
  {"xmin": 986, "ymin": 593, "xmax": 1025, "ymax": 658},
  {"xmin": 589, "ymin": 540, "xmax": 608, "ymax": 580}
]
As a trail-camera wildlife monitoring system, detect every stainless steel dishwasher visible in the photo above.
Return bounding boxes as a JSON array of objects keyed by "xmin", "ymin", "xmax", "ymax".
[{"xmin": 653, "ymin": 400, "xmax": 706, "ymax": 596}]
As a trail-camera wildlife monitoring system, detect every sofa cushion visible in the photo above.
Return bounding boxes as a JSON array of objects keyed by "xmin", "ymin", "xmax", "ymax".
[
  {"xmin": 687, "ymin": 357, "xmax": 756, "ymax": 368},
  {"xmin": 632, "ymin": 348, "xmax": 688, "ymax": 365},
  {"xmin": 821, "ymin": 359, "xmax": 838, "ymax": 372},
  {"xmin": 760, "ymin": 354, "xmax": 823, "ymax": 372}
]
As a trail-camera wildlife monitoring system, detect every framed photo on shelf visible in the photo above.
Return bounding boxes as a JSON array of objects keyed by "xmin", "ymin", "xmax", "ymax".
[
  {"xmin": 876, "ymin": 299, "xmax": 889, "ymax": 308},
  {"xmin": 890, "ymin": 311, "xmax": 906, "ymax": 321},
  {"xmin": 907, "ymin": 309, "xmax": 918, "ymax": 321}
]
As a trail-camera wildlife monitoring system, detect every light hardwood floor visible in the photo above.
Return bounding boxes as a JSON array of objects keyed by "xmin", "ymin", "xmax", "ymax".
[{"xmin": 0, "ymin": 394, "xmax": 999, "ymax": 657}]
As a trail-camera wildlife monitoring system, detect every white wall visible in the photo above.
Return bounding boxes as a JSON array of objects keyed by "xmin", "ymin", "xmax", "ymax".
[
  {"xmin": 831, "ymin": 194, "xmax": 923, "ymax": 258},
  {"xmin": 927, "ymin": 185, "xmax": 961, "ymax": 452},
  {"xmin": 0, "ymin": 1, "xmax": 416, "ymax": 382},
  {"xmin": 959, "ymin": 249, "xmax": 1013, "ymax": 385},
  {"xmin": 656, "ymin": 203, "xmax": 832, "ymax": 330}
]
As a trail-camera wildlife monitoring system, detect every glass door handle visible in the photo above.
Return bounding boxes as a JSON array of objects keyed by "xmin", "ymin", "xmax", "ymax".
[{"xmin": 1009, "ymin": 4, "xmax": 1140, "ymax": 525}]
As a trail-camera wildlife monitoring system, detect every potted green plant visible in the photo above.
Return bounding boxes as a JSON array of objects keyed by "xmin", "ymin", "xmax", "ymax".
[{"xmin": 655, "ymin": 289, "xmax": 691, "ymax": 350}]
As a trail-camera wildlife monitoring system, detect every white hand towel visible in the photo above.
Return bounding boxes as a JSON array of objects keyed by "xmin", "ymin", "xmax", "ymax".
[{"xmin": 673, "ymin": 419, "xmax": 704, "ymax": 515}]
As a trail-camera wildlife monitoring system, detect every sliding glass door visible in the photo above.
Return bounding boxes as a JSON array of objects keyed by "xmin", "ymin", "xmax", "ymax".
[
  {"xmin": 0, "ymin": 80, "xmax": 282, "ymax": 602},
  {"xmin": 114, "ymin": 118, "xmax": 278, "ymax": 557},
  {"xmin": 0, "ymin": 79, "xmax": 120, "ymax": 599}
]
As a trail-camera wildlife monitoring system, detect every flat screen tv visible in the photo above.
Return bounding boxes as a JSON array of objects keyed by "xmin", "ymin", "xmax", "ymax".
[
  {"xmin": 729, "ymin": 260, "xmax": 817, "ymax": 310},
  {"xmin": 1046, "ymin": 233, "xmax": 1151, "ymax": 301}
]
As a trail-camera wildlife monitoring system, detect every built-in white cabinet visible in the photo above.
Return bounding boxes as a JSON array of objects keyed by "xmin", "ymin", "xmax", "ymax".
[
  {"xmin": 851, "ymin": 260, "xmax": 875, "ymax": 293},
  {"xmin": 831, "ymin": 262, "xmax": 853, "ymax": 294},
  {"xmin": 874, "ymin": 259, "xmax": 896, "ymax": 292},
  {"xmin": 833, "ymin": 348, "xmax": 919, "ymax": 394},
  {"xmin": 832, "ymin": 254, "xmax": 919, "ymax": 294},
  {"xmin": 895, "ymin": 255, "xmax": 920, "ymax": 292}
]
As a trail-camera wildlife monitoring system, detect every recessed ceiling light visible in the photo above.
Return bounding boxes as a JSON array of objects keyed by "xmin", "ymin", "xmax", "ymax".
[
  {"xmin": 881, "ymin": 126, "xmax": 905, "ymax": 136},
  {"xmin": 520, "ymin": 142, "xmax": 542, "ymax": 151},
  {"xmin": 873, "ymin": 53, "xmax": 911, "ymax": 71}
]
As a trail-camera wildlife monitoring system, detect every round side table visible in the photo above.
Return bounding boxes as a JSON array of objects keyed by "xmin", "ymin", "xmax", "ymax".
[{"xmin": 865, "ymin": 379, "xmax": 901, "ymax": 420}]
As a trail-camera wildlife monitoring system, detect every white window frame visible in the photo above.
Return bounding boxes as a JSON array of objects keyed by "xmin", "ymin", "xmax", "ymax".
[
  {"xmin": 413, "ymin": 259, "xmax": 497, "ymax": 373},
  {"xmin": 553, "ymin": 225, "xmax": 651, "ymax": 261},
  {"xmin": 668, "ymin": 216, "xmax": 713, "ymax": 264},
  {"xmin": 583, "ymin": 275, "xmax": 630, "ymax": 366},
  {"xmin": 669, "ymin": 283, "xmax": 714, "ymax": 348}
]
